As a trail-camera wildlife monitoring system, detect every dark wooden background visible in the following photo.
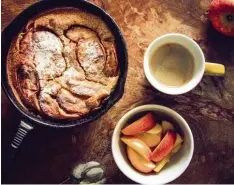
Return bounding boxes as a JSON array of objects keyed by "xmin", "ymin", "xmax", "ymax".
[{"xmin": 2, "ymin": 0, "xmax": 234, "ymax": 183}]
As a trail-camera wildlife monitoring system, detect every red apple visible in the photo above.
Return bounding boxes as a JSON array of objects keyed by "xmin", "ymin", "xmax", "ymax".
[
  {"xmin": 121, "ymin": 113, "xmax": 156, "ymax": 135},
  {"xmin": 209, "ymin": 0, "xmax": 234, "ymax": 36},
  {"xmin": 151, "ymin": 131, "xmax": 176, "ymax": 162}
]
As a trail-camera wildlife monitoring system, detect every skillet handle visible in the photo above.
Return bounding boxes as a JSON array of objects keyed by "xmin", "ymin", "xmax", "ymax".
[
  {"xmin": 11, "ymin": 120, "xmax": 34, "ymax": 149},
  {"xmin": 2, "ymin": 120, "xmax": 34, "ymax": 182}
]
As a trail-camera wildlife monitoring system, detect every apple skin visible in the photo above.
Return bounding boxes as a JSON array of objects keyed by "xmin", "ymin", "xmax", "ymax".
[
  {"xmin": 153, "ymin": 134, "xmax": 183, "ymax": 173},
  {"xmin": 150, "ymin": 131, "xmax": 176, "ymax": 162},
  {"xmin": 153, "ymin": 144, "xmax": 182, "ymax": 173},
  {"xmin": 121, "ymin": 113, "xmax": 156, "ymax": 135},
  {"xmin": 127, "ymin": 146, "xmax": 156, "ymax": 173},
  {"xmin": 209, "ymin": 0, "xmax": 234, "ymax": 36}
]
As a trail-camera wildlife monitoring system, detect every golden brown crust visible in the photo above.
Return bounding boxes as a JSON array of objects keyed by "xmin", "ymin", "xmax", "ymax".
[{"xmin": 7, "ymin": 7, "xmax": 119, "ymax": 119}]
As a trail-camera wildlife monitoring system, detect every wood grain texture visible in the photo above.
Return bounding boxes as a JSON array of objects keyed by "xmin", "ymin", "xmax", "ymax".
[{"xmin": 1, "ymin": 0, "xmax": 234, "ymax": 183}]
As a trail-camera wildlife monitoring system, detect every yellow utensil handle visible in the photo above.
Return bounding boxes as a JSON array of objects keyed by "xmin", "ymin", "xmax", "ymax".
[{"xmin": 205, "ymin": 62, "xmax": 225, "ymax": 76}]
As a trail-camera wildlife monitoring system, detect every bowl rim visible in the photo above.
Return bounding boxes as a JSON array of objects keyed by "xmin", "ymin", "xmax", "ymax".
[{"xmin": 112, "ymin": 104, "xmax": 194, "ymax": 184}]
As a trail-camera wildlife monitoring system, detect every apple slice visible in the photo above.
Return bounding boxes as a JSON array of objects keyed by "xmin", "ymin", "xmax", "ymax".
[
  {"xmin": 146, "ymin": 124, "xmax": 162, "ymax": 134},
  {"xmin": 162, "ymin": 121, "xmax": 175, "ymax": 134},
  {"xmin": 171, "ymin": 143, "xmax": 182, "ymax": 154},
  {"xmin": 136, "ymin": 133, "xmax": 161, "ymax": 147},
  {"xmin": 127, "ymin": 146, "xmax": 156, "ymax": 173},
  {"xmin": 174, "ymin": 133, "xmax": 183, "ymax": 147},
  {"xmin": 153, "ymin": 135, "xmax": 183, "ymax": 173},
  {"xmin": 154, "ymin": 143, "xmax": 182, "ymax": 173},
  {"xmin": 151, "ymin": 131, "xmax": 176, "ymax": 162},
  {"xmin": 121, "ymin": 113, "xmax": 156, "ymax": 135},
  {"xmin": 121, "ymin": 136, "xmax": 152, "ymax": 161},
  {"xmin": 153, "ymin": 155, "xmax": 170, "ymax": 173}
]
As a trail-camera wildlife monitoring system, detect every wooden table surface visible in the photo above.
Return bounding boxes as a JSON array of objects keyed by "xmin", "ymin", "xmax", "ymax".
[{"xmin": 2, "ymin": 0, "xmax": 234, "ymax": 183}]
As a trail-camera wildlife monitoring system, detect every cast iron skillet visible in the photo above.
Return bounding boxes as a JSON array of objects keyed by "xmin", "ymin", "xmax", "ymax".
[{"xmin": 1, "ymin": 0, "xmax": 127, "ymax": 165}]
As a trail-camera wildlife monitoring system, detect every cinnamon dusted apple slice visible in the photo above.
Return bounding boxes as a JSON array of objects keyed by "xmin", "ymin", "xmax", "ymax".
[
  {"xmin": 17, "ymin": 64, "xmax": 40, "ymax": 111},
  {"xmin": 77, "ymin": 38, "xmax": 105, "ymax": 76},
  {"xmin": 121, "ymin": 113, "xmax": 156, "ymax": 135},
  {"xmin": 57, "ymin": 89, "xmax": 89, "ymax": 115},
  {"xmin": 136, "ymin": 133, "xmax": 161, "ymax": 147},
  {"xmin": 70, "ymin": 80, "xmax": 108, "ymax": 97},
  {"xmin": 66, "ymin": 26, "xmax": 97, "ymax": 42},
  {"xmin": 102, "ymin": 41, "xmax": 118, "ymax": 77},
  {"xmin": 39, "ymin": 92, "xmax": 65, "ymax": 119},
  {"xmin": 151, "ymin": 131, "xmax": 176, "ymax": 162},
  {"xmin": 121, "ymin": 136, "xmax": 152, "ymax": 161},
  {"xmin": 39, "ymin": 91, "xmax": 83, "ymax": 119},
  {"xmin": 127, "ymin": 146, "xmax": 156, "ymax": 173}
]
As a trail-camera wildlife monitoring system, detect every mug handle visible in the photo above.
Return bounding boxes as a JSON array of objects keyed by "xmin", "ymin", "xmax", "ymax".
[{"xmin": 205, "ymin": 62, "xmax": 225, "ymax": 76}]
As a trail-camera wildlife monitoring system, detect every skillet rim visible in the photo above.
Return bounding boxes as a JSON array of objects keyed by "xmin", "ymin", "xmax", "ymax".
[{"xmin": 1, "ymin": 0, "xmax": 128, "ymax": 128}]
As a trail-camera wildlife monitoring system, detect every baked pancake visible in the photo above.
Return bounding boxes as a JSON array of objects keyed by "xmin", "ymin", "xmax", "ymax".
[{"xmin": 7, "ymin": 7, "xmax": 119, "ymax": 119}]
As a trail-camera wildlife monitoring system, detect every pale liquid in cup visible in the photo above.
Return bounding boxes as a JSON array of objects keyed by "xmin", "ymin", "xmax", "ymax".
[{"xmin": 150, "ymin": 43, "xmax": 194, "ymax": 87}]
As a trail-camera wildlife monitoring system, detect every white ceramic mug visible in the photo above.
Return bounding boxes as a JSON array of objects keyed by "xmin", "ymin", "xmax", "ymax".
[{"xmin": 144, "ymin": 33, "xmax": 225, "ymax": 95}]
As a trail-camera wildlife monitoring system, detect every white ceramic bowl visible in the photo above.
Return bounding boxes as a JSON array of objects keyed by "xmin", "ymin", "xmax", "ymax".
[{"xmin": 112, "ymin": 105, "xmax": 194, "ymax": 184}]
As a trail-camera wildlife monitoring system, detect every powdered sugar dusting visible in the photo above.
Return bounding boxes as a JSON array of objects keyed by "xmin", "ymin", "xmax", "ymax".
[
  {"xmin": 70, "ymin": 81, "xmax": 105, "ymax": 96},
  {"xmin": 78, "ymin": 40, "xmax": 105, "ymax": 75},
  {"xmin": 13, "ymin": 18, "xmax": 118, "ymax": 119},
  {"xmin": 33, "ymin": 31, "xmax": 62, "ymax": 52},
  {"xmin": 56, "ymin": 67, "xmax": 85, "ymax": 89},
  {"xmin": 32, "ymin": 31, "xmax": 66, "ymax": 80},
  {"xmin": 42, "ymin": 82, "xmax": 61, "ymax": 96}
]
